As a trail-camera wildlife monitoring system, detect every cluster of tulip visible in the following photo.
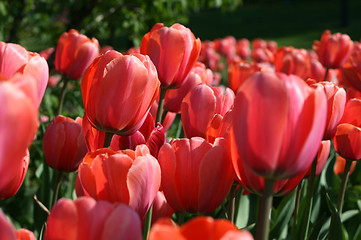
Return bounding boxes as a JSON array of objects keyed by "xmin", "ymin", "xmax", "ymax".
[{"xmin": 1, "ymin": 22, "xmax": 361, "ymax": 240}]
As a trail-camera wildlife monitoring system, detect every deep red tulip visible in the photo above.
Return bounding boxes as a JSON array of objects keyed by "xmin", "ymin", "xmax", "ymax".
[
  {"xmin": 77, "ymin": 145, "xmax": 161, "ymax": 219},
  {"xmin": 227, "ymin": 61, "xmax": 262, "ymax": 93},
  {"xmin": 228, "ymin": 129, "xmax": 306, "ymax": 196},
  {"xmin": 158, "ymin": 137, "xmax": 234, "ymax": 213},
  {"xmin": 44, "ymin": 197, "xmax": 142, "ymax": 240},
  {"xmin": 334, "ymin": 155, "xmax": 356, "ymax": 175},
  {"xmin": 310, "ymin": 81, "xmax": 346, "ymax": 139},
  {"xmin": 55, "ymin": 29, "xmax": 99, "ymax": 80},
  {"xmin": 313, "ymin": 30, "xmax": 353, "ymax": 69},
  {"xmin": 274, "ymin": 46, "xmax": 311, "ymax": 79},
  {"xmin": 81, "ymin": 50, "xmax": 160, "ymax": 135},
  {"xmin": 43, "ymin": 115, "xmax": 87, "ymax": 172},
  {"xmin": 0, "ymin": 82, "xmax": 38, "ymax": 199},
  {"xmin": 333, "ymin": 98, "xmax": 361, "ymax": 160},
  {"xmin": 151, "ymin": 191, "xmax": 174, "ymax": 224},
  {"xmin": 149, "ymin": 217, "xmax": 254, "ymax": 240},
  {"xmin": 0, "ymin": 41, "xmax": 49, "ymax": 107},
  {"xmin": 305, "ymin": 140, "xmax": 331, "ymax": 177},
  {"xmin": 232, "ymin": 72, "xmax": 327, "ymax": 179},
  {"xmin": 181, "ymin": 84, "xmax": 234, "ymax": 142},
  {"xmin": 141, "ymin": 23, "xmax": 201, "ymax": 89}
]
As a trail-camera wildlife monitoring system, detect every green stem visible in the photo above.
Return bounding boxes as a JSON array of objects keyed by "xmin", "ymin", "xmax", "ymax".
[
  {"xmin": 255, "ymin": 178, "xmax": 275, "ymax": 240},
  {"xmin": 51, "ymin": 170, "xmax": 64, "ymax": 208},
  {"xmin": 143, "ymin": 205, "xmax": 153, "ymax": 240},
  {"xmin": 178, "ymin": 212, "xmax": 186, "ymax": 225},
  {"xmin": 323, "ymin": 67, "xmax": 329, "ymax": 82},
  {"xmin": 234, "ymin": 186, "xmax": 243, "ymax": 222},
  {"xmin": 336, "ymin": 159, "xmax": 353, "ymax": 214},
  {"xmin": 227, "ymin": 184, "xmax": 237, "ymax": 223},
  {"xmin": 155, "ymin": 88, "xmax": 167, "ymax": 127},
  {"xmin": 291, "ymin": 180, "xmax": 303, "ymax": 240},
  {"xmin": 58, "ymin": 77, "xmax": 69, "ymax": 115},
  {"xmin": 299, "ymin": 158, "xmax": 318, "ymax": 240},
  {"xmin": 103, "ymin": 132, "xmax": 114, "ymax": 148}
]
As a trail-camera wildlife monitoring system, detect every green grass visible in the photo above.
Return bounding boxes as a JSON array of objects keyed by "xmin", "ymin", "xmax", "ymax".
[{"xmin": 188, "ymin": 0, "xmax": 361, "ymax": 49}]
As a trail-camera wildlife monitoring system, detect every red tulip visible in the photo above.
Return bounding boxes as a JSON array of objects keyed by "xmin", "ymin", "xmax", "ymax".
[
  {"xmin": 0, "ymin": 82, "xmax": 38, "ymax": 199},
  {"xmin": 309, "ymin": 81, "xmax": 346, "ymax": 139},
  {"xmin": 305, "ymin": 140, "xmax": 331, "ymax": 177},
  {"xmin": 0, "ymin": 41, "xmax": 49, "ymax": 107},
  {"xmin": 309, "ymin": 59, "xmax": 326, "ymax": 82},
  {"xmin": 334, "ymin": 155, "xmax": 356, "ymax": 175},
  {"xmin": 313, "ymin": 30, "xmax": 353, "ymax": 69},
  {"xmin": 227, "ymin": 61, "xmax": 262, "ymax": 93},
  {"xmin": 43, "ymin": 115, "xmax": 87, "ymax": 172},
  {"xmin": 55, "ymin": 29, "xmax": 99, "ymax": 80},
  {"xmin": 151, "ymin": 191, "xmax": 174, "ymax": 224},
  {"xmin": 158, "ymin": 137, "xmax": 234, "ymax": 213},
  {"xmin": 141, "ymin": 23, "xmax": 201, "ymax": 89},
  {"xmin": 333, "ymin": 98, "xmax": 361, "ymax": 160},
  {"xmin": 81, "ymin": 50, "xmax": 160, "ymax": 135},
  {"xmin": 232, "ymin": 72, "xmax": 327, "ymax": 179},
  {"xmin": 236, "ymin": 38, "xmax": 251, "ymax": 60},
  {"xmin": 214, "ymin": 36, "xmax": 237, "ymax": 61},
  {"xmin": 0, "ymin": 209, "xmax": 17, "ymax": 240},
  {"xmin": 15, "ymin": 229, "xmax": 36, "ymax": 240},
  {"xmin": 77, "ymin": 145, "xmax": 161, "ymax": 219},
  {"xmin": 149, "ymin": 217, "xmax": 254, "ymax": 240},
  {"xmin": 44, "ymin": 197, "xmax": 142, "ymax": 240},
  {"xmin": 198, "ymin": 40, "xmax": 221, "ymax": 71},
  {"xmin": 274, "ymin": 46, "xmax": 311, "ymax": 79},
  {"xmin": 181, "ymin": 84, "xmax": 234, "ymax": 142}
]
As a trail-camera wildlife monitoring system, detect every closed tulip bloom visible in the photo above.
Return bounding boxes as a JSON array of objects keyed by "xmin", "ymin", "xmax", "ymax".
[
  {"xmin": 0, "ymin": 209, "xmax": 17, "ymax": 240},
  {"xmin": 341, "ymin": 43, "xmax": 361, "ymax": 91},
  {"xmin": 334, "ymin": 155, "xmax": 356, "ymax": 175},
  {"xmin": 55, "ymin": 29, "xmax": 99, "ymax": 80},
  {"xmin": 15, "ymin": 229, "xmax": 36, "ymax": 240},
  {"xmin": 149, "ymin": 217, "xmax": 254, "ymax": 240},
  {"xmin": 333, "ymin": 98, "xmax": 361, "ymax": 160},
  {"xmin": 81, "ymin": 51, "xmax": 160, "ymax": 135},
  {"xmin": 0, "ymin": 41, "xmax": 49, "ymax": 107},
  {"xmin": 305, "ymin": 140, "xmax": 331, "ymax": 177},
  {"xmin": 310, "ymin": 81, "xmax": 346, "ymax": 139},
  {"xmin": 232, "ymin": 72, "xmax": 327, "ymax": 179},
  {"xmin": 274, "ymin": 47, "xmax": 311, "ymax": 79},
  {"xmin": 181, "ymin": 84, "xmax": 234, "ymax": 141},
  {"xmin": 236, "ymin": 38, "xmax": 251, "ymax": 60},
  {"xmin": 158, "ymin": 137, "xmax": 234, "ymax": 213},
  {"xmin": 0, "ymin": 82, "xmax": 38, "ymax": 199},
  {"xmin": 77, "ymin": 145, "xmax": 161, "ymax": 219},
  {"xmin": 43, "ymin": 115, "xmax": 87, "ymax": 172},
  {"xmin": 313, "ymin": 30, "xmax": 353, "ymax": 69},
  {"xmin": 44, "ymin": 197, "xmax": 142, "ymax": 240},
  {"xmin": 140, "ymin": 23, "xmax": 201, "ymax": 89},
  {"xmin": 227, "ymin": 61, "xmax": 262, "ymax": 93}
]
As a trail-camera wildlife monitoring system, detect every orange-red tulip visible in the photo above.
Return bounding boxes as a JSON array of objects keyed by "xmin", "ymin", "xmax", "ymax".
[
  {"xmin": 55, "ymin": 29, "xmax": 99, "ymax": 80},
  {"xmin": 305, "ymin": 140, "xmax": 331, "ymax": 177},
  {"xmin": 232, "ymin": 72, "xmax": 327, "ymax": 179},
  {"xmin": 0, "ymin": 81, "xmax": 38, "ymax": 199},
  {"xmin": 310, "ymin": 81, "xmax": 346, "ymax": 140},
  {"xmin": 334, "ymin": 155, "xmax": 356, "ymax": 175},
  {"xmin": 81, "ymin": 50, "xmax": 160, "ymax": 135},
  {"xmin": 141, "ymin": 23, "xmax": 201, "ymax": 89},
  {"xmin": 227, "ymin": 61, "xmax": 262, "ymax": 93},
  {"xmin": 0, "ymin": 41, "xmax": 49, "ymax": 107},
  {"xmin": 43, "ymin": 115, "xmax": 87, "ymax": 172},
  {"xmin": 149, "ymin": 217, "xmax": 254, "ymax": 240},
  {"xmin": 44, "ymin": 197, "xmax": 142, "ymax": 240},
  {"xmin": 313, "ymin": 30, "xmax": 353, "ymax": 69},
  {"xmin": 77, "ymin": 145, "xmax": 161, "ymax": 219},
  {"xmin": 181, "ymin": 84, "xmax": 234, "ymax": 142},
  {"xmin": 158, "ymin": 137, "xmax": 234, "ymax": 213}
]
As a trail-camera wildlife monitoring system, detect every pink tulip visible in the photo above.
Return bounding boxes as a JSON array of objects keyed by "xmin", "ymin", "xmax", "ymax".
[
  {"xmin": 232, "ymin": 72, "xmax": 327, "ymax": 179},
  {"xmin": 44, "ymin": 197, "xmax": 142, "ymax": 240},
  {"xmin": 141, "ymin": 23, "xmax": 201, "ymax": 89},
  {"xmin": 151, "ymin": 191, "xmax": 174, "ymax": 224}
]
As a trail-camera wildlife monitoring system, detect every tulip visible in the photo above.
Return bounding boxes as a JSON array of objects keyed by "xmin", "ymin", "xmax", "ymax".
[
  {"xmin": 43, "ymin": 115, "xmax": 88, "ymax": 172},
  {"xmin": 232, "ymin": 72, "xmax": 327, "ymax": 179},
  {"xmin": 313, "ymin": 30, "xmax": 353, "ymax": 69},
  {"xmin": 140, "ymin": 23, "xmax": 201, "ymax": 89},
  {"xmin": 44, "ymin": 197, "xmax": 142, "ymax": 240},
  {"xmin": 198, "ymin": 40, "xmax": 221, "ymax": 71},
  {"xmin": 274, "ymin": 46, "xmax": 311, "ymax": 79},
  {"xmin": 158, "ymin": 137, "xmax": 234, "ymax": 213},
  {"xmin": 304, "ymin": 140, "xmax": 331, "ymax": 177},
  {"xmin": 15, "ymin": 229, "xmax": 36, "ymax": 240},
  {"xmin": 55, "ymin": 29, "xmax": 99, "ymax": 80},
  {"xmin": 0, "ymin": 209, "xmax": 17, "ymax": 240},
  {"xmin": 149, "ymin": 217, "xmax": 254, "ymax": 240},
  {"xmin": 334, "ymin": 155, "xmax": 356, "ymax": 175},
  {"xmin": 81, "ymin": 50, "xmax": 160, "ymax": 136},
  {"xmin": 0, "ymin": 82, "xmax": 38, "ymax": 200},
  {"xmin": 181, "ymin": 84, "xmax": 234, "ymax": 142},
  {"xmin": 151, "ymin": 191, "xmax": 174, "ymax": 224},
  {"xmin": 236, "ymin": 38, "xmax": 251, "ymax": 60},
  {"xmin": 77, "ymin": 145, "xmax": 161, "ymax": 219},
  {"xmin": 227, "ymin": 61, "xmax": 262, "ymax": 93},
  {"xmin": 309, "ymin": 81, "xmax": 346, "ymax": 140},
  {"xmin": 0, "ymin": 41, "xmax": 49, "ymax": 107}
]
